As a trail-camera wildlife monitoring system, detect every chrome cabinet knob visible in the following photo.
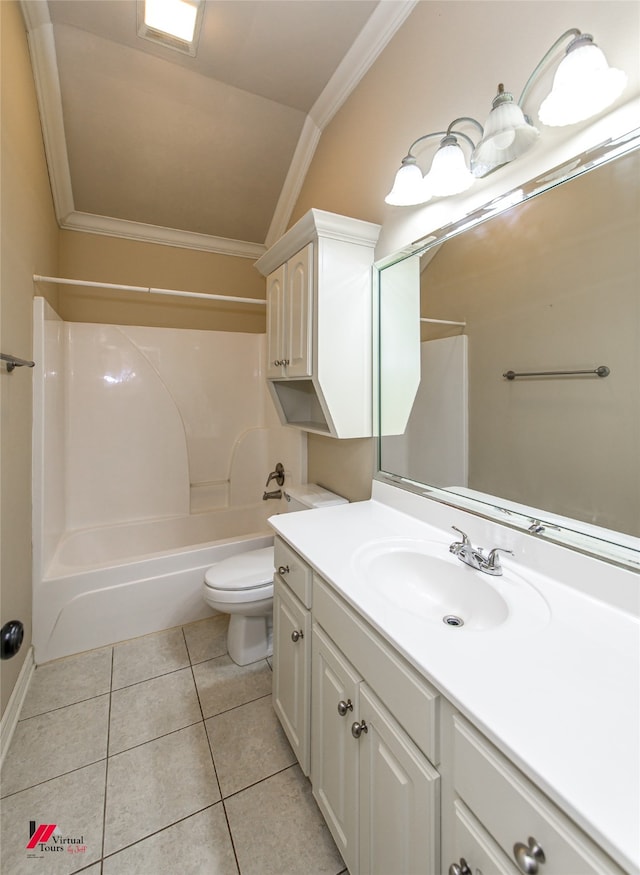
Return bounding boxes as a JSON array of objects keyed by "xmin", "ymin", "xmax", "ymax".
[
  {"xmin": 513, "ymin": 837, "xmax": 545, "ymax": 874},
  {"xmin": 337, "ymin": 699, "xmax": 353, "ymax": 717},
  {"xmin": 291, "ymin": 630, "xmax": 304, "ymax": 643},
  {"xmin": 351, "ymin": 719, "xmax": 368, "ymax": 739},
  {"xmin": 449, "ymin": 859, "xmax": 472, "ymax": 875},
  {"xmin": 278, "ymin": 565, "xmax": 289, "ymax": 575}
]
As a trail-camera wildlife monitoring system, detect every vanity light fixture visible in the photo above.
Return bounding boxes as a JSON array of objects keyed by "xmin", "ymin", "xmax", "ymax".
[
  {"xmin": 385, "ymin": 119, "xmax": 482, "ymax": 206},
  {"xmin": 386, "ymin": 28, "xmax": 627, "ymax": 206},
  {"xmin": 533, "ymin": 30, "xmax": 627, "ymax": 126},
  {"xmin": 137, "ymin": 0, "xmax": 204, "ymax": 56}
]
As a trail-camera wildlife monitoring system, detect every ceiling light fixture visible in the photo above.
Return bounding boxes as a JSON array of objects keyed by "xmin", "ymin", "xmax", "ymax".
[
  {"xmin": 137, "ymin": 0, "xmax": 204, "ymax": 56},
  {"xmin": 386, "ymin": 28, "xmax": 627, "ymax": 206}
]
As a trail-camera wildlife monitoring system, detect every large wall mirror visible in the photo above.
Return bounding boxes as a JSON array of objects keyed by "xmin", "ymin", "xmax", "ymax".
[{"xmin": 376, "ymin": 128, "xmax": 640, "ymax": 569}]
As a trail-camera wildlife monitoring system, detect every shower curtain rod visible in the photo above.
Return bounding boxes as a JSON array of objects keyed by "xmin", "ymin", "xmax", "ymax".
[
  {"xmin": 33, "ymin": 275, "xmax": 266, "ymax": 306},
  {"xmin": 420, "ymin": 317, "xmax": 466, "ymax": 326}
]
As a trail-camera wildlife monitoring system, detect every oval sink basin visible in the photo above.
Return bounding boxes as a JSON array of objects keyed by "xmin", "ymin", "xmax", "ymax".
[{"xmin": 351, "ymin": 539, "xmax": 549, "ymax": 631}]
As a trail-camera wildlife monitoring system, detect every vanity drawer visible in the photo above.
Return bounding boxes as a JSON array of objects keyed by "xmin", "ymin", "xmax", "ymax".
[
  {"xmin": 453, "ymin": 716, "xmax": 625, "ymax": 875},
  {"xmin": 274, "ymin": 536, "xmax": 313, "ymax": 608},
  {"xmin": 313, "ymin": 574, "xmax": 439, "ymax": 764},
  {"xmin": 450, "ymin": 799, "xmax": 518, "ymax": 875}
]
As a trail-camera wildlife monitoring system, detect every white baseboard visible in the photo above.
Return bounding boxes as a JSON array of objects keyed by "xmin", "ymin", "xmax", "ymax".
[{"xmin": 0, "ymin": 647, "xmax": 35, "ymax": 769}]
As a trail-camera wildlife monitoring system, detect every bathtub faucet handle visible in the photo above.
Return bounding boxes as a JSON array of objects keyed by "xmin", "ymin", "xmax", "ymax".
[{"xmin": 265, "ymin": 462, "xmax": 285, "ymax": 487}]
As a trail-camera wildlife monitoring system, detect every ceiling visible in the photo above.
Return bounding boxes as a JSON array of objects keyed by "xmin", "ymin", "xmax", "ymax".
[{"xmin": 21, "ymin": 0, "xmax": 415, "ymax": 257}]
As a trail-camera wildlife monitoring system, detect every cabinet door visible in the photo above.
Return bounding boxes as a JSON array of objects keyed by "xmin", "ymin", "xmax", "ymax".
[
  {"xmin": 311, "ymin": 624, "xmax": 361, "ymax": 875},
  {"xmin": 358, "ymin": 684, "xmax": 440, "ymax": 875},
  {"xmin": 266, "ymin": 263, "xmax": 286, "ymax": 378},
  {"xmin": 286, "ymin": 242, "xmax": 313, "ymax": 377},
  {"xmin": 272, "ymin": 579, "xmax": 311, "ymax": 774}
]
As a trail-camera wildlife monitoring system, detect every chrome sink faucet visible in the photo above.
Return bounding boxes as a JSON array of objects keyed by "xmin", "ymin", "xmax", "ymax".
[{"xmin": 449, "ymin": 527, "xmax": 513, "ymax": 576}]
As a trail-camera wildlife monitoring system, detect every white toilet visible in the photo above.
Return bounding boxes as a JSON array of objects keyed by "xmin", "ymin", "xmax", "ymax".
[{"xmin": 202, "ymin": 484, "xmax": 347, "ymax": 665}]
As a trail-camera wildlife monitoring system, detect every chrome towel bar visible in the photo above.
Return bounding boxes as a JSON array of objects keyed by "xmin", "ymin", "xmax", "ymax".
[
  {"xmin": 1, "ymin": 353, "xmax": 35, "ymax": 373},
  {"xmin": 503, "ymin": 365, "xmax": 610, "ymax": 380}
]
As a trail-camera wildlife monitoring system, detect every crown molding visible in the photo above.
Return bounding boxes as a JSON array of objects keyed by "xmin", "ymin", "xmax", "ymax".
[
  {"xmin": 265, "ymin": 0, "xmax": 417, "ymax": 245},
  {"xmin": 309, "ymin": 0, "xmax": 418, "ymax": 130},
  {"xmin": 61, "ymin": 212, "xmax": 266, "ymax": 259},
  {"xmin": 20, "ymin": 0, "xmax": 416, "ymax": 256},
  {"xmin": 264, "ymin": 116, "xmax": 322, "ymax": 248},
  {"xmin": 255, "ymin": 208, "xmax": 380, "ymax": 277}
]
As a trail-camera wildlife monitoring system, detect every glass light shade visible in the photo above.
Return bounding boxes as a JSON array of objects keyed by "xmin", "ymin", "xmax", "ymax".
[
  {"xmin": 427, "ymin": 139, "xmax": 474, "ymax": 196},
  {"xmin": 385, "ymin": 158, "xmax": 431, "ymax": 206},
  {"xmin": 471, "ymin": 91, "xmax": 539, "ymax": 177},
  {"xmin": 538, "ymin": 37, "xmax": 627, "ymax": 126}
]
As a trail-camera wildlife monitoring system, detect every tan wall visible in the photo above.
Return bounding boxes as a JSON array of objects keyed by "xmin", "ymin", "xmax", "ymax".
[
  {"xmin": 1, "ymin": 0, "xmax": 59, "ymax": 717},
  {"xmin": 57, "ymin": 231, "xmax": 266, "ymax": 332},
  {"xmin": 291, "ymin": 0, "xmax": 639, "ymax": 505}
]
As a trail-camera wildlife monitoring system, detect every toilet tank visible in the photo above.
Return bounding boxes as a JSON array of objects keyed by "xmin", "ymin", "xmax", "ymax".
[{"xmin": 283, "ymin": 483, "xmax": 347, "ymax": 512}]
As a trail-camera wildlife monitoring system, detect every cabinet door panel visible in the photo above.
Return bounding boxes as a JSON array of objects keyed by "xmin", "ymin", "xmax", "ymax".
[
  {"xmin": 272, "ymin": 580, "xmax": 310, "ymax": 774},
  {"xmin": 266, "ymin": 264, "xmax": 286, "ymax": 378},
  {"xmin": 359, "ymin": 684, "xmax": 440, "ymax": 875},
  {"xmin": 286, "ymin": 243, "xmax": 313, "ymax": 377},
  {"xmin": 311, "ymin": 624, "xmax": 360, "ymax": 874}
]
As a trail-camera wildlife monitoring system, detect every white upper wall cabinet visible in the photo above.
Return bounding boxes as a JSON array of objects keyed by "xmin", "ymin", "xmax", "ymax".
[{"xmin": 255, "ymin": 210, "xmax": 380, "ymax": 438}]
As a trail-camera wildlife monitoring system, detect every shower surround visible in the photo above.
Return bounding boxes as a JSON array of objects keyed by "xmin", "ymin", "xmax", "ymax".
[{"xmin": 32, "ymin": 298, "xmax": 304, "ymax": 662}]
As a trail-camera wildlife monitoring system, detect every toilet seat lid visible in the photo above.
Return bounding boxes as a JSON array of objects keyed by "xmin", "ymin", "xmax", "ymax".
[{"xmin": 204, "ymin": 546, "xmax": 274, "ymax": 591}]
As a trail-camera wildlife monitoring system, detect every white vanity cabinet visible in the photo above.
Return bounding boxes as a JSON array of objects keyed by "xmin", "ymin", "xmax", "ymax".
[
  {"xmin": 311, "ymin": 576, "xmax": 441, "ymax": 875},
  {"xmin": 255, "ymin": 209, "xmax": 380, "ymax": 438},
  {"xmin": 265, "ymin": 243, "xmax": 313, "ymax": 380},
  {"xmin": 445, "ymin": 715, "xmax": 627, "ymax": 875},
  {"xmin": 271, "ymin": 537, "xmax": 313, "ymax": 775}
]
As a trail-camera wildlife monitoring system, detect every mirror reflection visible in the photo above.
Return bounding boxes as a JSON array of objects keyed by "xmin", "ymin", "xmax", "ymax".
[{"xmin": 378, "ymin": 135, "xmax": 640, "ymax": 560}]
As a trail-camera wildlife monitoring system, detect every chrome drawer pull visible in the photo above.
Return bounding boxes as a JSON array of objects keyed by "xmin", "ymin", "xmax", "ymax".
[
  {"xmin": 291, "ymin": 630, "xmax": 304, "ymax": 643},
  {"xmin": 448, "ymin": 859, "xmax": 472, "ymax": 875},
  {"xmin": 513, "ymin": 837, "xmax": 545, "ymax": 874},
  {"xmin": 278, "ymin": 565, "xmax": 290, "ymax": 575},
  {"xmin": 337, "ymin": 699, "xmax": 353, "ymax": 717},
  {"xmin": 351, "ymin": 720, "xmax": 368, "ymax": 739}
]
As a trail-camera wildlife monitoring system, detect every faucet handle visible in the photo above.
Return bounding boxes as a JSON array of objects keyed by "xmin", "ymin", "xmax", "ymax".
[
  {"xmin": 450, "ymin": 526, "xmax": 470, "ymax": 556},
  {"xmin": 485, "ymin": 547, "xmax": 514, "ymax": 573}
]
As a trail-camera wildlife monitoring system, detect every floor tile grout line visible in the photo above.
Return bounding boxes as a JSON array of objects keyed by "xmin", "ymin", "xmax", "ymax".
[
  {"xmin": 99, "ymin": 801, "xmax": 225, "ymax": 864},
  {"xmin": 201, "ymin": 689, "xmax": 273, "ymax": 723},
  {"xmin": 17, "ymin": 689, "xmax": 112, "ymax": 723},
  {"xmin": 111, "ymin": 661, "xmax": 192, "ymax": 693},
  {"xmin": 0, "ymin": 755, "xmax": 109, "ymax": 801},
  {"xmin": 100, "ymin": 647, "xmax": 115, "ymax": 872},
  {"xmin": 220, "ymin": 761, "xmax": 300, "ymax": 803},
  {"xmin": 187, "ymin": 624, "xmax": 243, "ymax": 874}
]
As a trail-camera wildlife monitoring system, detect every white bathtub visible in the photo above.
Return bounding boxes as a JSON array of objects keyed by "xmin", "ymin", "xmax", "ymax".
[{"xmin": 33, "ymin": 504, "xmax": 274, "ymax": 664}]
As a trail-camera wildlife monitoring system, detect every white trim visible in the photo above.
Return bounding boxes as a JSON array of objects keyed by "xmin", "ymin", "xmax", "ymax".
[
  {"xmin": 19, "ymin": 0, "xmax": 416, "ymax": 255},
  {"xmin": 309, "ymin": 0, "xmax": 418, "ymax": 130},
  {"xmin": 266, "ymin": 0, "xmax": 417, "ymax": 246},
  {"xmin": 256, "ymin": 209, "xmax": 380, "ymax": 277},
  {"xmin": 61, "ymin": 212, "xmax": 266, "ymax": 260},
  {"xmin": 22, "ymin": 11, "xmax": 75, "ymax": 221},
  {"xmin": 0, "ymin": 647, "xmax": 35, "ymax": 769},
  {"xmin": 264, "ymin": 117, "xmax": 322, "ymax": 248}
]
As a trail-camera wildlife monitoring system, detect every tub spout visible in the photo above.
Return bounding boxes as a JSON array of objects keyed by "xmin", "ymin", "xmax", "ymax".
[{"xmin": 263, "ymin": 489, "xmax": 282, "ymax": 501}]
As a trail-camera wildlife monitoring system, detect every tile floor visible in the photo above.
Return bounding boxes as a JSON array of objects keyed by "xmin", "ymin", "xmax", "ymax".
[{"xmin": 0, "ymin": 616, "xmax": 347, "ymax": 875}]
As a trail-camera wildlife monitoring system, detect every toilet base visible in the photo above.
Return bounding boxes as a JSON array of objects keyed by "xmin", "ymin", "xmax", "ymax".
[{"xmin": 227, "ymin": 613, "xmax": 273, "ymax": 666}]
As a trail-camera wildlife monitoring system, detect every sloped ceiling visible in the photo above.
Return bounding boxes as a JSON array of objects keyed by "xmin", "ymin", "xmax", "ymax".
[{"xmin": 21, "ymin": 0, "xmax": 416, "ymax": 257}]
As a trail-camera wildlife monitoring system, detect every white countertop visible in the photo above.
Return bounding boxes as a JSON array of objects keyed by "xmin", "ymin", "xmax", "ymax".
[{"xmin": 269, "ymin": 483, "xmax": 640, "ymax": 874}]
